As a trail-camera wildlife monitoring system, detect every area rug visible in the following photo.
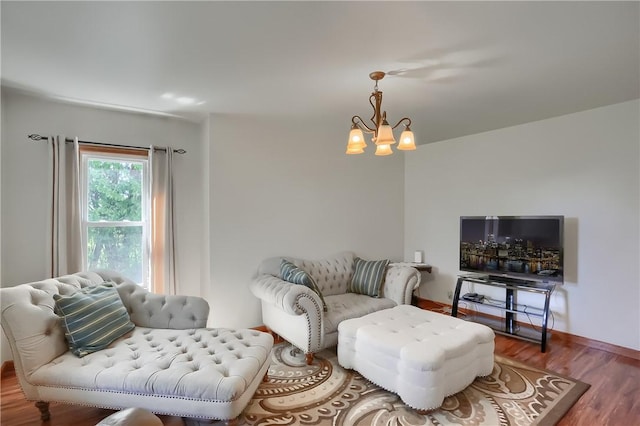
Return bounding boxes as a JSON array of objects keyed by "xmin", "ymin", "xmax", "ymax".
[{"xmin": 206, "ymin": 343, "xmax": 589, "ymax": 426}]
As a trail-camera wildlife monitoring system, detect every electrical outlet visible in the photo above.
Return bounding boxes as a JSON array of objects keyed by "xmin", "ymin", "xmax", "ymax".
[{"xmin": 447, "ymin": 290, "xmax": 453, "ymax": 300}]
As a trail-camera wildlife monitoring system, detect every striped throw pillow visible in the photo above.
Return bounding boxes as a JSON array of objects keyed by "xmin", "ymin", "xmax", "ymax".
[
  {"xmin": 53, "ymin": 282, "xmax": 135, "ymax": 357},
  {"xmin": 280, "ymin": 259, "xmax": 328, "ymax": 311},
  {"xmin": 349, "ymin": 257, "xmax": 390, "ymax": 297}
]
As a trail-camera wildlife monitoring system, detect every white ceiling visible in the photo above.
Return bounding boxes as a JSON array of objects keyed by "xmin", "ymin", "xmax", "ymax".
[{"xmin": 2, "ymin": 1, "xmax": 639, "ymax": 144}]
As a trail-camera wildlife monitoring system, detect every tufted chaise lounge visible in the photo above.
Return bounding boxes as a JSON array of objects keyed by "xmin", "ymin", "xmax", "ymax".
[
  {"xmin": 0, "ymin": 270, "xmax": 274, "ymax": 423},
  {"xmin": 249, "ymin": 251, "xmax": 420, "ymax": 365}
]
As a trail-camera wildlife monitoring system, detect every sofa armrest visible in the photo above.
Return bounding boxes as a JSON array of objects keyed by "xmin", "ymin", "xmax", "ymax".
[
  {"xmin": 91, "ymin": 269, "xmax": 209, "ymax": 329},
  {"xmin": 249, "ymin": 274, "xmax": 323, "ymax": 316},
  {"xmin": 382, "ymin": 266, "xmax": 421, "ymax": 305}
]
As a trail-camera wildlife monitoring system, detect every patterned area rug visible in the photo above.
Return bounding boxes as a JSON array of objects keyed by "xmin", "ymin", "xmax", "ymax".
[{"xmin": 203, "ymin": 343, "xmax": 589, "ymax": 426}]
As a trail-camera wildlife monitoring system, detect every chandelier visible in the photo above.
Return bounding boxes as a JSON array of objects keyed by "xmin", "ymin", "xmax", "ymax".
[{"xmin": 346, "ymin": 71, "xmax": 416, "ymax": 156}]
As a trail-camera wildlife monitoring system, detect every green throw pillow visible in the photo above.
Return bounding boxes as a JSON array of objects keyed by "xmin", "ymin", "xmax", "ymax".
[
  {"xmin": 349, "ymin": 257, "xmax": 390, "ymax": 298},
  {"xmin": 53, "ymin": 282, "xmax": 135, "ymax": 357},
  {"xmin": 280, "ymin": 259, "xmax": 328, "ymax": 312}
]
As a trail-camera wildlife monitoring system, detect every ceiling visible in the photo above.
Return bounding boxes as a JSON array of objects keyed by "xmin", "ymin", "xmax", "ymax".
[{"xmin": 2, "ymin": 1, "xmax": 639, "ymax": 144}]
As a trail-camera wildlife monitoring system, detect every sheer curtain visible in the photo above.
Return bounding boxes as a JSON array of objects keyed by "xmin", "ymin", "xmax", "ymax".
[
  {"xmin": 149, "ymin": 146, "xmax": 177, "ymax": 295},
  {"xmin": 48, "ymin": 136, "xmax": 84, "ymax": 277}
]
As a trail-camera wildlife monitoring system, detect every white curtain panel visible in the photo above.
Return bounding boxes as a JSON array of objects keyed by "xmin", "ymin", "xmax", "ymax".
[
  {"xmin": 47, "ymin": 136, "xmax": 84, "ymax": 277},
  {"xmin": 149, "ymin": 146, "xmax": 177, "ymax": 295}
]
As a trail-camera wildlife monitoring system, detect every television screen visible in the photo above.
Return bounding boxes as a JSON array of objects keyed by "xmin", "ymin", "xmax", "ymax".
[{"xmin": 459, "ymin": 216, "xmax": 564, "ymax": 283}]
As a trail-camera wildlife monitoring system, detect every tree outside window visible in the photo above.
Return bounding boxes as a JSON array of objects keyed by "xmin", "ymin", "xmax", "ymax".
[{"xmin": 81, "ymin": 150, "xmax": 149, "ymax": 288}]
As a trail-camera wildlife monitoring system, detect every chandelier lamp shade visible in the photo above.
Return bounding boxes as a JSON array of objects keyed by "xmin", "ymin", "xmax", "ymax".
[{"xmin": 346, "ymin": 71, "xmax": 416, "ymax": 156}]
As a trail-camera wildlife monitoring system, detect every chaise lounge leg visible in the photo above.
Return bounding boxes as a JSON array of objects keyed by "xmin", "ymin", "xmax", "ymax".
[
  {"xmin": 305, "ymin": 352, "xmax": 314, "ymax": 365},
  {"xmin": 35, "ymin": 401, "xmax": 50, "ymax": 421}
]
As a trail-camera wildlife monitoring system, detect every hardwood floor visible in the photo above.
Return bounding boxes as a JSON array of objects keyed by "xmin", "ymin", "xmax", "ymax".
[
  {"xmin": 418, "ymin": 300, "xmax": 640, "ymax": 426},
  {"xmin": 495, "ymin": 334, "xmax": 640, "ymax": 425},
  {"xmin": 2, "ymin": 315, "xmax": 639, "ymax": 425}
]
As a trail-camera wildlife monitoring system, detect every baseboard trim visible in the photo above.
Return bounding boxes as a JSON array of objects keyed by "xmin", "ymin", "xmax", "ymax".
[
  {"xmin": 1, "ymin": 361, "xmax": 14, "ymax": 378},
  {"xmin": 416, "ymin": 297, "xmax": 640, "ymax": 361}
]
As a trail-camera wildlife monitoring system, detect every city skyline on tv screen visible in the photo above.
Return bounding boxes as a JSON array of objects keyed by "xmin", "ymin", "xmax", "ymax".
[{"xmin": 459, "ymin": 216, "xmax": 563, "ymax": 281}]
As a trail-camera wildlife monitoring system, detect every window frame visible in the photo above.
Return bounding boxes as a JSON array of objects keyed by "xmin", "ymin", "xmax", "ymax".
[{"xmin": 79, "ymin": 146, "xmax": 150, "ymax": 289}]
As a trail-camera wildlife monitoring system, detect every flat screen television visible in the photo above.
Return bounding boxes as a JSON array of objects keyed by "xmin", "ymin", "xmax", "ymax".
[{"xmin": 459, "ymin": 215, "xmax": 564, "ymax": 283}]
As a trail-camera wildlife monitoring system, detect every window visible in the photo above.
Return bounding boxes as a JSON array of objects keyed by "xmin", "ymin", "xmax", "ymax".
[{"xmin": 80, "ymin": 148, "xmax": 150, "ymax": 289}]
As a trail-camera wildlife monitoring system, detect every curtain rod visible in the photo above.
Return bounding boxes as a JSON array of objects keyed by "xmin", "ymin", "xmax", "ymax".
[{"xmin": 27, "ymin": 134, "xmax": 187, "ymax": 154}]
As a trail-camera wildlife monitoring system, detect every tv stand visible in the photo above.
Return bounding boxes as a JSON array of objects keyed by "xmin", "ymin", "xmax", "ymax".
[{"xmin": 452, "ymin": 275, "xmax": 555, "ymax": 352}]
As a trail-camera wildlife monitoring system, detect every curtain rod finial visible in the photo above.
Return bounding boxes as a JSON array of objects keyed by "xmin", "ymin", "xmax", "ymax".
[{"xmin": 28, "ymin": 134, "xmax": 46, "ymax": 141}]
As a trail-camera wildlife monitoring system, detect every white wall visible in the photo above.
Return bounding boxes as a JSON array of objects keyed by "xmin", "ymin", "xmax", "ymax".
[
  {"xmin": 4, "ymin": 90, "xmax": 635, "ymax": 356},
  {"xmin": 207, "ymin": 113, "xmax": 406, "ymax": 328},
  {"xmin": 0, "ymin": 90, "xmax": 205, "ymax": 292},
  {"xmin": 405, "ymin": 100, "xmax": 640, "ymax": 350}
]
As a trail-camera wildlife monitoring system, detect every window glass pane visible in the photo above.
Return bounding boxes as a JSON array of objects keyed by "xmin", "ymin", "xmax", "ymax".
[
  {"xmin": 87, "ymin": 159, "xmax": 143, "ymax": 222},
  {"xmin": 87, "ymin": 226, "xmax": 143, "ymax": 283}
]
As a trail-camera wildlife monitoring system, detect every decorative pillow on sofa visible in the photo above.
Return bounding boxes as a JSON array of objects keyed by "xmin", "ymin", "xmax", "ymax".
[
  {"xmin": 348, "ymin": 257, "xmax": 390, "ymax": 298},
  {"xmin": 280, "ymin": 259, "xmax": 328, "ymax": 311},
  {"xmin": 53, "ymin": 282, "xmax": 135, "ymax": 357}
]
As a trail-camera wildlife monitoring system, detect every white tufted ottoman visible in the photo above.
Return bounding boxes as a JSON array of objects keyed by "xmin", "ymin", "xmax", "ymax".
[{"xmin": 338, "ymin": 305, "xmax": 495, "ymax": 411}]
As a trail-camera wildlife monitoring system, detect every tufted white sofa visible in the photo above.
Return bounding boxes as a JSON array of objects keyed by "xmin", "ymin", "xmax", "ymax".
[
  {"xmin": 0, "ymin": 270, "xmax": 274, "ymax": 423},
  {"xmin": 249, "ymin": 251, "xmax": 420, "ymax": 365}
]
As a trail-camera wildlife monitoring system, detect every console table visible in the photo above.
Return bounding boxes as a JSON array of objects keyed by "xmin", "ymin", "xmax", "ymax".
[
  {"xmin": 451, "ymin": 275, "xmax": 555, "ymax": 352},
  {"xmin": 390, "ymin": 262, "xmax": 432, "ymax": 273},
  {"xmin": 392, "ymin": 263, "xmax": 432, "ymax": 306}
]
